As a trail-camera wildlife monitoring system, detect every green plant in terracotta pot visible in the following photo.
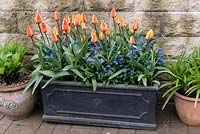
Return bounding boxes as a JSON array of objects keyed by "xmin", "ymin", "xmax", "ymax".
[
  {"xmin": 160, "ymin": 48, "xmax": 200, "ymax": 126},
  {"xmin": 25, "ymin": 8, "xmax": 165, "ymax": 129},
  {"xmin": 0, "ymin": 42, "xmax": 36, "ymax": 120}
]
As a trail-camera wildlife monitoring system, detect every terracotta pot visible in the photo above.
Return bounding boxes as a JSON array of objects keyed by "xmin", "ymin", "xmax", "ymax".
[
  {"xmin": 0, "ymin": 82, "xmax": 37, "ymax": 120},
  {"xmin": 175, "ymin": 92, "xmax": 200, "ymax": 126}
]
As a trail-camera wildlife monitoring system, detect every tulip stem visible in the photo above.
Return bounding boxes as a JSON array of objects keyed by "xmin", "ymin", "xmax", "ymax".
[
  {"xmin": 44, "ymin": 33, "xmax": 50, "ymax": 47},
  {"xmin": 31, "ymin": 36, "xmax": 36, "ymax": 46},
  {"xmin": 113, "ymin": 18, "xmax": 116, "ymax": 40},
  {"xmin": 56, "ymin": 21, "xmax": 61, "ymax": 34},
  {"xmin": 37, "ymin": 24, "xmax": 46, "ymax": 44}
]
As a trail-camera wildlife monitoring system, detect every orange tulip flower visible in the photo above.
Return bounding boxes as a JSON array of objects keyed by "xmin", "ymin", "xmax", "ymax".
[
  {"xmin": 81, "ymin": 13, "xmax": 87, "ymax": 23},
  {"xmin": 116, "ymin": 16, "xmax": 120, "ymax": 25},
  {"xmin": 27, "ymin": 25, "xmax": 34, "ymax": 37},
  {"xmin": 34, "ymin": 11, "xmax": 42, "ymax": 24},
  {"xmin": 81, "ymin": 22, "xmax": 86, "ymax": 30},
  {"xmin": 92, "ymin": 14, "xmax": 98, "ymax": 25},
  {"xmin": 99, "ymin": 31, "xmax": 105, "ymax": 40},
  {"xmin": 62, "ymin": 18, "xmax": 70, "ymax": 33},
  {"xmin": 101, "ymin": 20, "xmax": 107, "ymax": 33},
  {"xmin": 54, "ymin": 11, "xmax": 59, "ymax": 21},
  {"xmin": 105, "ymin": 28, "xmax": 111, "ymax": 35},
  {"xmin": 130, "ymin": 36, "xmax": 135, "ymax": 45},
  {"xmin": 51, "ymin": 31, "xmax": 58, "ymax": 42},
  {"xmin": 53, "ymin": 27, "xmax": 59, "ymax": 36},
  {"xmin": 119, "ymin": 18, "xmax": 125, "ymax": 28},
  {"xmin": 132, "ymin": 19, "xmax": 138, "ymax": 32},
  {"xmin": 91, "ymin": 29, "xmax": 97, "ymax": 44},
  {"xmin": 74, "ymin": 15, "xmax": 80, "ymax": 26},
  {"xmin": 111, "ymin": 7, "xmax": 116, "ymax": 18},
  {"xmin": 41, "ymin": 22, "xmax": 47, "ymax": 33},
  {"xmin": 146, "ymin": 29, "xmax": 154, "ymax": 40},
  {"xmin": 65, "ymin": 15, "xmax": 71, "ymax": 25}
]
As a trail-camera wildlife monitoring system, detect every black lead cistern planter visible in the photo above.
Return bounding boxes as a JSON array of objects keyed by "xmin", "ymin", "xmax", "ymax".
[{"xmin": 41, "ymin": 81, "xmax": 158, "ymax": 129}]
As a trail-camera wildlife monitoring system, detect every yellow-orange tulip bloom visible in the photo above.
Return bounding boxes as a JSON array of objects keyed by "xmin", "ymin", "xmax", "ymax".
[
  {"xmin": 116, "ymin": 16, "xmax": 120, "ymax": 25},
  {"xmin": 132, "ymin": 19, "xmax": 138, "ymax": 32},
  {"xmin": 51, "ymin": 31, "xmax": 58, "ymax": 42},
  {"xmin": 130, "ymin": 36, "xmax": 135, "ymax": 45},
  {"xmin": 119, "ymin": 18, "xmax": 125, "ymax": 28},
  {"xmin": 81, "ymin": 13, "xmax": 87, "ymax": 23},
  {"xmin": 111, "ymin": 7, "xmax": 116, "ymax": 18},
  {"xmin": 99, "ymin": 31, "xmax": 105, "ymax": 40},
  {"xmin": 91, "ymin": 29, "xmax": 97, "ymax": 44},
  {"xmin": 27, "ymin": 25, "xmax": 34, "ymax": 37},
  {"xmin": 101, "ymin": 20, "xmax": 107, "ymax": 33},
  {"xmin": 62, "ymin": 18, "xmax": 70, "ymax": 33},
  {"xmin": 146, "ymin": 29, "xmax": 154, "ymax": 40},
  {"xmin": 92, "ymin": 14, "xmax": 98, "ymax": 25},
  {"xmin": 34, "ymin": 11, "xmax": 42, "ymax": 24},
  {"xmin": 53, "ymin": 26, "xmax": 59, "ymax": 36},
  {"xmin": 65, "ymin": 15, "xmax": 71, "ymax": 25},
  {"xmin": 105, "ymin": 28, "xmax": 111, "ymax": 35},
  {"xmin": 54, "ymin": 11, "xmax": 59, "ymax": 21},
  {"xmin": 74, "ymin": 15, "xmax": 80, "ymax": 26}
]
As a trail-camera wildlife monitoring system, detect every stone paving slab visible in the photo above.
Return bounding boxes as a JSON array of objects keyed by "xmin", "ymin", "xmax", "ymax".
[{"xmin": 0, "ymin": 104, "xmax": 200, "ymax": 134}]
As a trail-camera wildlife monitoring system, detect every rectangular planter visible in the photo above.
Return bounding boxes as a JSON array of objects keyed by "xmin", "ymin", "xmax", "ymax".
[{"xmin": 41, "ymin": 81, "xmax": 158, "ymax": 129}]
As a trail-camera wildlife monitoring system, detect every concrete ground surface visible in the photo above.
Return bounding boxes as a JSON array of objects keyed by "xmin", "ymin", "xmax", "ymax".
[{"xmin": 0, "ymin": 104, "xmax": 200, "ymax": 134}]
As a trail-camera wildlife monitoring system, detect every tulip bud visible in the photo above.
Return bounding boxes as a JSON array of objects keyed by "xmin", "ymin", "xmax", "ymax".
[
  {"xmin": 81, "ymin": 13, "xmax": 87, "ymax": 23},
  {"xmin": 51, "ymin": 31, "xmax": 58, "ymax": 42},
  {"xmin": 152, "ymin": 44, "xmax": 156, "ymax": 51},
  {"xmin": 130, "ymin": 36, "xmax": 135, "ymax": 45},
  {"xmin": 99, "ymin": 31, "xmax": 105, "ymax": 40},
  {"xmin": 105, "ymin": 28, "xmax": 111, "ymax": 35},
  {"xmin": 111, "ymin": 7, "xmax": 116, "ymax": 18},
  {"xmin": 132, "ymin": 19, "xmax": 138, "ymax": 32},
  {"xmin": 74, "ymin": 15, "xmax": 80, "ymax": 26},
  {"xmin": 27, "ymin": 25, "xmax": 34, "ymax": 37},
  {"xmin": 91, "ymin": 29, "xmax": 97, "ymax": 44},
  {"xmin": 116, "ymin": 16, "xmax": 120, "ymax": 25},
  {"xmin": 101, "ymin": 20, "xmax": 107, "ymax": 33},
  {"xmin": 41, "ymin": 22, "xmax": 47, "ymax": 33},
  {"xmin": 62, "ymin": 18, "xmax": 69, "ymax": 33},
  {"xmin": 92, "ymin": 14, "xmax": 98, "ymax": 25},
  {"xmin": 53, "ymin": 27, "xmax": 59, "ymax": 36},
  {"xmin": 119, "ymin": 18, "xmax": 125, "ymax": 28},
  {"xmin": 146, "ymin": 29, "xmax": 154, "ymax": 40},
  {"xmin": 54, "ymin": 11, "xmax": 59, "ymax": 21},
  {"xmin": 34, "ymin": 11, "xmax": 42, "ymax": 24},
  {"xmin": 65, "ymin": 15, "xmax": 71, "ymax": 25}
]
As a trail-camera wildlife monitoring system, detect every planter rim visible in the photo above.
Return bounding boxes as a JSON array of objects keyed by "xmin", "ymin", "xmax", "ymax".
[
  {"xmin": 41, "ymin": 80, "xmax": 158, "ymax": 91},
  {"xmin": 175, "ymin": 92, "xmax": 200, "ymax": 102},
  {"xmin": 0, "ymin": 80, "xmax": 28, "ymax": 92}
]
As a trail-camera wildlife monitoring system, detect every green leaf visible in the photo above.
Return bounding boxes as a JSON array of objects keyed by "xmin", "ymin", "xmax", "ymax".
[
  {"xmin": 63, "ymin": 65, "xmax": 74, "ymax": 71},
  {"xmin": 108, "ymin": 69, "xmax": 124, "ymax": 80},
  {"xmin": 92, "ymin": 78, "xmax": 97, "ymax": 91},
  {"xmin": 0, "ymin": 67, "xmax": 4, "ymax": 74},
  {"xmin": 142, "ymin": 77, "xmax": 147, "ymax": 86},
  {"xmin": 71, "ymin": 69, "xmax": 85, "ymax": 80},
  {"xmin": 137, "ymin": 74, "xmax": 145, "ymax": 82},
  {"xmin": 32, "ymin": 75, "xmax": 44, "ymax": 94},
  {"xmin": 39, "ymin": 70, "xmax": 55, "ymax": 78},
  {"xmin": 195, "ymin": 90, "xmax": 200, "ymax": 108}
]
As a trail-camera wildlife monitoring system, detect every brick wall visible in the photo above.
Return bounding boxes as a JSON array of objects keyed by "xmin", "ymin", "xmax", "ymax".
[{"xmin": 0, "ymin": 0, "xmax": 200, "ymax": 57}]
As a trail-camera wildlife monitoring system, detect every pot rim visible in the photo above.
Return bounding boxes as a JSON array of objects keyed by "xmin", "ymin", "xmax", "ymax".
[
  {"xmin": 41, "ymin": 80, "xmax": 158, "ymax": 91},
  {"xmin": 0, "ymin": 80, "xmax": 28, "ymax": 92},
  {"xmin": 175, "ymin": 92, "xmax": 200, "ymax": 102}
]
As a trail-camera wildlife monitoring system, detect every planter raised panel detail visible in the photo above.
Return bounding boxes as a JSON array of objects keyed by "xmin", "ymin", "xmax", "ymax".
[{"xmin": 41, "ymin": 81, "xmax": 158, "ymax": 129}]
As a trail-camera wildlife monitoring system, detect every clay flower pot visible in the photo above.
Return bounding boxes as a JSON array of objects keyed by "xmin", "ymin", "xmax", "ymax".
[
  {"xmin": 175, "ymin": 92, "xmax": 200, "ymax": 126},
  {"xmin": 0, "ymin": 82, "xmax": 37, "ymax": 120}
]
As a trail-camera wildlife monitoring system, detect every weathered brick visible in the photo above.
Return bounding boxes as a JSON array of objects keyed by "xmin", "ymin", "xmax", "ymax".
[
  {"xmin": 37, "ymin": 0, "xmax": 84, "ymax": 12},
  {"xmin": 189, "ymin": 0, "xmax": 200, "ymax": 11},
  {"xmin": 84, "ymin": 0, "xmax": 135, "ymax": 11},
  {"xmin": 0, "ymin": 11, "xmax": 17, "ymax": 33},
  {"xmin": 170, "ymin": 122, "xmax": 187, "ymax": 134},
  {"xmin": 0, "ymin": 0, "xmax": 35, "ymax": 11},
  {"xmin": 163, "ymin": 13, "xmax": 200, "ymax": 37},
  {"xmin": 135, "ymin": 0, "xmax": 188, "ymax": 11},
  {"xmin": 158, "ymin": 37, "xmax": 187, "ymax": 58},
  {"xmin": 186, "ymin": 37, "xmax": 200, "ymax": 55}
]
